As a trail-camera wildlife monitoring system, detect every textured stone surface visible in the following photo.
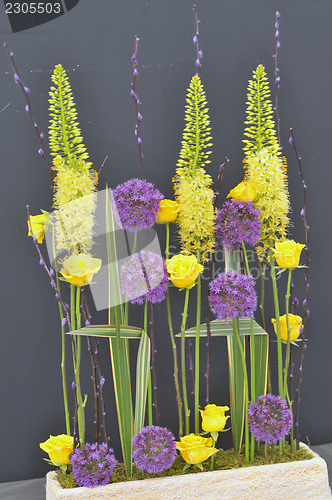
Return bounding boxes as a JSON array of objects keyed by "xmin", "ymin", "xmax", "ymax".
[{"xmin": 46, "ymin": 444, "xmax": 332, "ymax": 500}]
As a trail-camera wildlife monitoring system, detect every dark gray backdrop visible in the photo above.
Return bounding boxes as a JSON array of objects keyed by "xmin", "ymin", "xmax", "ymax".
[{"xmin": 0, "ymin": 0, "xmax": 331, "ymax": 483}]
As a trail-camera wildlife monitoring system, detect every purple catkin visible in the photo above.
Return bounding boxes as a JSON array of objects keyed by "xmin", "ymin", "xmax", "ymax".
[
  {"xmin": 38, "ymin": 148, "xmax": 44, "ymax": 156},
  {"xmin": 209, "ymin": 271, "xmax": 257, "ymax": 322},
  {"xmin": 300, "ymin": 208, "xmax": 305, "ymax": 217},
  {"xmin": 215, "ymin": 200, "xmax": 261, "ymax": 250},
  {"xmin": 289, "ymin": 136, "xmax": 294, "ymax": 145},
  {"xmin": 137, "ymin": 137, "xmax": 142, "ymax": 146},
  {"xmin": 40, "ymin": 132, "xmax": 44, "ymax": 140},
  {"xmin": 275, "ymin": 76, "xmax": 280, "ymax": 85},
  {"xmin": 33, "ymin": 235, "xmax": 38, "ymax": 243},
  {"xmin": 62, "ymin": 318, "xmax": 67, "ymax": 327},
  {"xmin": 24, "ymin": 86, "xmax": 30, "ymax": 95},
  {"xmin": 248, "ymin": 394, "xmax": 293, "ymax": 445},
  {"xmin": 277, "ymin": 41, "xmax": 281, "ymax": 49},
  {"xmin": 50, "ymin": 268, "xmax": 55, "ymax": 277},
  {"xmin": 100, "ymin": 377, "xmax": 105, "ymax": 387},
  {"xmin": 275, "ymin": 30, "xmax": 280, "ymax": 40},
  {"xmin": 55, "ymin": 293, "xmax": 60, "ymax": 301},
  {"xmin": 70, "ymin": 443, "xmax": 117, "ymax": 488},
  {"xmin": 293, "ymin": 297, "xmax": 299, "ymax": 308},
  {"xmin": 137, "ymin": 112, "xmax": 142, "ymax": 122},
  {"xmin": 120, "ymin": 251, "xmax": 168, "ymax": 305},
  {"xmin": 25, "ymin": 105, "xmax": 30, "ymax": 113},
  {"xmin": 132, "ymin": 426, "xmax": 176, "ymax": 473},
  {"xmin": 72, "ymin": 381, "xmax": 76, "ymax": 390},
  {"xmin": 193, "ymin": 35, "xmax": 198, "ymax": 44},
  {"xmin": 113, "ymin": 178, "xmax": 163, "ymax": 232},
  {"xmin": 276, "ymin": 11, "xmax": 280, "ymax": 19},
  {"xmin": 14, "ymin": 73, "xmax": 20, "ymax": 82},
  {"xmin": 85, "ymin": 319, "xmax": 90, "ymax": 326},
  {"xmin": 39, "ymin": 258, "xmax": 45, "ymax": 266},
  {"xmin": 133, "ymin": 68, "xmax": 138, "ymax": 78}
]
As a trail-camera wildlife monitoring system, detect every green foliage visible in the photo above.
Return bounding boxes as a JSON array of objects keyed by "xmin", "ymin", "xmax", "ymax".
[
  {"xmin": 243, "ymin": 64, "xmax": 279, "ymax": 157},
  {"xmin": 49, "ymin": 64, "xmax": 88, "ymax": 165},
  {"xmin": 177, "ymin": 75, "xmax": 213, "ymax": 175}
]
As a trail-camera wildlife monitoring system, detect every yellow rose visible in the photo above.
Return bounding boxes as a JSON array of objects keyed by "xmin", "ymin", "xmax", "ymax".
[
  {"xmin": 227, "ymin": 181, "xmax": 256, "ymax": 202},
  {"xmin": 273, "ymin": 240, "xmax": 305, "ymax": 269},
  {"xmin": 61, "ymin": 253, "xmax": 102, "ymax": 286},
  {"xmin": 156, "ymin": 199, "xmax": 179, "ymax": 224},
  {"xmin": 27, "ymin": 213, "xmax": 47, "ymax": 244},
  {"xmin": 271, "ymin": 314, "xmax": 303, "ymax": 342},
  {"xmin": 200, "ymin": 404, "xmax": 230, "ymax": 433},
  {"xmin": 166, "ymin": 254, "xmax": 204, "ymax": 288},
  {"xmin": 39, "ymin": 434, "xmax": 74, "ymax": 465},
  {"xmin": 176, "ymin": 433, "xmax": 218, "ymax": 464}
]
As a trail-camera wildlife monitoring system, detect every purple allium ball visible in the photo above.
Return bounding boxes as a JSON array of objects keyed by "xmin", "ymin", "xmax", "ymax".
[
  {"xmin": 215, "ymin": 201, "xmax": 261, "ymax": 250},
  {"xmin": 132, "ymin": 426, "xmax": 176, "ymax": 473},
  {"xmin": 209, "ymin": 271, "xmax": 257, "ymax": 322},
  {"xmin": 120, "ymin": 251, "xmax": 168, "ymax": 305},
  {"xmin": 248, "ymin": 394, "xmax": 293, "ymax": 445},
  {"xmin": 70, "ymin": 442, "xmax": 117, "ymax": 488},
  {"xmin": 113, "ymin": 179, "xmax": 164, "ymax": 232}
]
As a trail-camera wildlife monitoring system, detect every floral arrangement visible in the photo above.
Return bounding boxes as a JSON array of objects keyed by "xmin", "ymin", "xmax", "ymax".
[{"xmin": 6, "ymin": 5, "xmax": 310, "ymax": 489}]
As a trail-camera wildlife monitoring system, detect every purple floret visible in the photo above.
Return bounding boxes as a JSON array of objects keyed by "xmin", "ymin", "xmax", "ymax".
[
  {"xmin": 120, "ymin": 251, "xmax": 168, "ymax": 305},
  {"xmin": 216, "ymin": 200, "xmax": 261, "ymax": 250},
  {"xmin": 209, "ymin": 271, "xmax": 257, "ymax": 321},
  {"xmin": 113, "ymin": 178, "xmax": 164, "ymax": 232},
  {"xmin": 132, "ymin": 426, "xmax": 177, "ymax": 474},
  {"xmin": 248, "ymin": 394, "xmax": 293, "ymax": 445},
  {"xmin": 70, "ymin": 442, "xmax": 117, "ymax": 488}
]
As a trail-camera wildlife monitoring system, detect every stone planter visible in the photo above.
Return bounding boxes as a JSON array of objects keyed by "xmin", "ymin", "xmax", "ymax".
[{"xmin": 46, "ymin": 443, "xmax": 332, "ymax": 500}]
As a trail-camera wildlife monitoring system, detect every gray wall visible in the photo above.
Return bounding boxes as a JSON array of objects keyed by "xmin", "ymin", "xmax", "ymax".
[{"xmin": 0, "ymin": 0, "xmax": 331, "ymax": 482}]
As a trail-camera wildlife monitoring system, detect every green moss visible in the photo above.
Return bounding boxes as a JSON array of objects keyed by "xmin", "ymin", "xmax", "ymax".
[{"xmin": 55, "ymin": 443, "xmax": 313, "ymax": 489}]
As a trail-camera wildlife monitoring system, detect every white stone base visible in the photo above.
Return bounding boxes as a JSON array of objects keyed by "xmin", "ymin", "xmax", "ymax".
[{"xmin": 45, "ymin": 443, "xmax": 332, "ymax": 500}]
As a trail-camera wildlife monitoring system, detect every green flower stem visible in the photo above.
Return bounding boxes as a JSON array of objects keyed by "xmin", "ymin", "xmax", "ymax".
[
  {"xmin": 181, "ymin": 287, "xmax": 191, "ymax": 435},
  {"xmin": 210, "ymin": 436, "xmax": 217, "ymax": 471},
  {"xmin": 241, "ymin": 241, "xmax": 255, "ymax": 462},
  {"xmin": 73, "ymin": 285, "xmax": 85, "ymax": 450},
  {"xmin": 233, "ymin": 317, "xmax": 249, "ymax": 464},
  {"xmin": 144, "ymin": 300, "xmax": 153, "ymax": 425},
  {"xmin": 124, "ymin": 232, "xmax": 138, "ymax": 325},
  {"xmin": 195, "ymin": 251, "xmax": 202, "ymax": 434},
  {"xmin": 283, "ymin": 269, "xmax": 293, "ymax": 399},
  {"xmin": 166, "ymin": 289, "xmax": 183, "ymax": 437},
  {"xmin": 270, "ymin": 249, "xmax": 283, "ymax": 396},
  {"xmin": 165, "ymin": 223, "xmax": 170, "ymax": 260},
  {"xmin": 51, "ymin": 220, "xmax": 70, "ymax": 435}
]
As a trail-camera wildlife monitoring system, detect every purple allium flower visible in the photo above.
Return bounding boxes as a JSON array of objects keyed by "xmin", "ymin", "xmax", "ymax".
[
  {"xmin": 132, "ymin": 426, "xmax": 176, "ymax": 473},
  {"xmin": 248, "ymin": 394, "xmax": 293, "ymax": 445},
  {"xmin": 215, "ymin": 201, "xmax": 261, "ymax": 250},
  {"xmin": 120, "ymin": 251, "xmax": 168, "ymax": 305},
  {"xmin": 208, "ymin": 271, "xmax": 257, "ymax": 321},
  {"xmin": 70, "ymin": 443, "xmax": 117, "ymax": 488},
  {"xmin": 113, "ymin": 179, "xmax": 164, "ymax": 232}
]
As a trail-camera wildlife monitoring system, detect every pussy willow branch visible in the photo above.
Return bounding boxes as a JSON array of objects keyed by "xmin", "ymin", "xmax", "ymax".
[
  {"xmin": 81, "ymin": 289, "xmax": 108, "ymax": 443},
  {"xmin": 131, "ymin": 36, "xmax": 144, "ymax": 178},
  {"xmin": 5, "ymin": 44, "xmax": 54, "ymax": 185},
  {"xmin": 80, "ymin": 290, "xmax": 99, "ymax": 443},
  {"xmin": 193, "ymin": 5, "xmax": 202, "ymax": 77},
  {"xmin": 273, "ymin": 12, "xmax": 281, "ymax": 150},
  {"xmin": 206, "ymin": 158, "xmax": 228, "ymax": 403},
  {"xmin": 289, "ymin": 128, "xmax": 309, "ymax": 449}
]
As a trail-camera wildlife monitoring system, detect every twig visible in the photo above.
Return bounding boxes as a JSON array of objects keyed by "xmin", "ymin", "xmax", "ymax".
[
  {"xmin": 150, "ymin": 303, "xmax": 160, "ymax": 425},
  {"xmin": 206, "ymin": 158, "xmax": 228, "ymax": 403},
  {"xmin": 289, "ymin": 128, "xmax": 310, "ymax": 449},
  {"xmin": 273, "ymin": 12, "xmax": 282, "ymax": 151},
  {"xmin": 131, "ymin": 36, "xmax": 144, "ymax": 178},
  {"xmin": 193, "ymin": 5, "xmax": 203, "ymax": 77},
  {"xmin": 4, "ymin": 44, "xmax": 54, "ymax": 185}
]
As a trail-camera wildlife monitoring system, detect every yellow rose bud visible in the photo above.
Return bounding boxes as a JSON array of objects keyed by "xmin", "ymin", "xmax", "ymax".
[
  {"xmin": 166, "ymin": 254, "xmax": 204, "ymax": 289},
  {"xmin": 200, "ymin": 404, "xmax": 230, "ymax": 433},
  {"xmin": 227, "ymin": 181, "xmax": 256, "ymax": 202},
  {"xmin": 271, "ymin": 314, "xmax": 303, "ymax": 342},
  {"xmin": 273, "ymin": 240, "xmax": 305, "ymax": 269},
  {"xmin": 39, "ymin": 434, "xmax": 74, "ymax": 465},
  {"xmin": 176, "ymin": 433, "xmax": 218, "ymax": 464},
  {"xmin": 61, "ymin": 253, "xmax": 102, "ymax": 287},
  {"xmin": 156, "ymin": 199, "xmax": 180, "ymax": 224},
  {"xmin": 27, "ymin": 213, "xmax": 47, "ymax": 244}
]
